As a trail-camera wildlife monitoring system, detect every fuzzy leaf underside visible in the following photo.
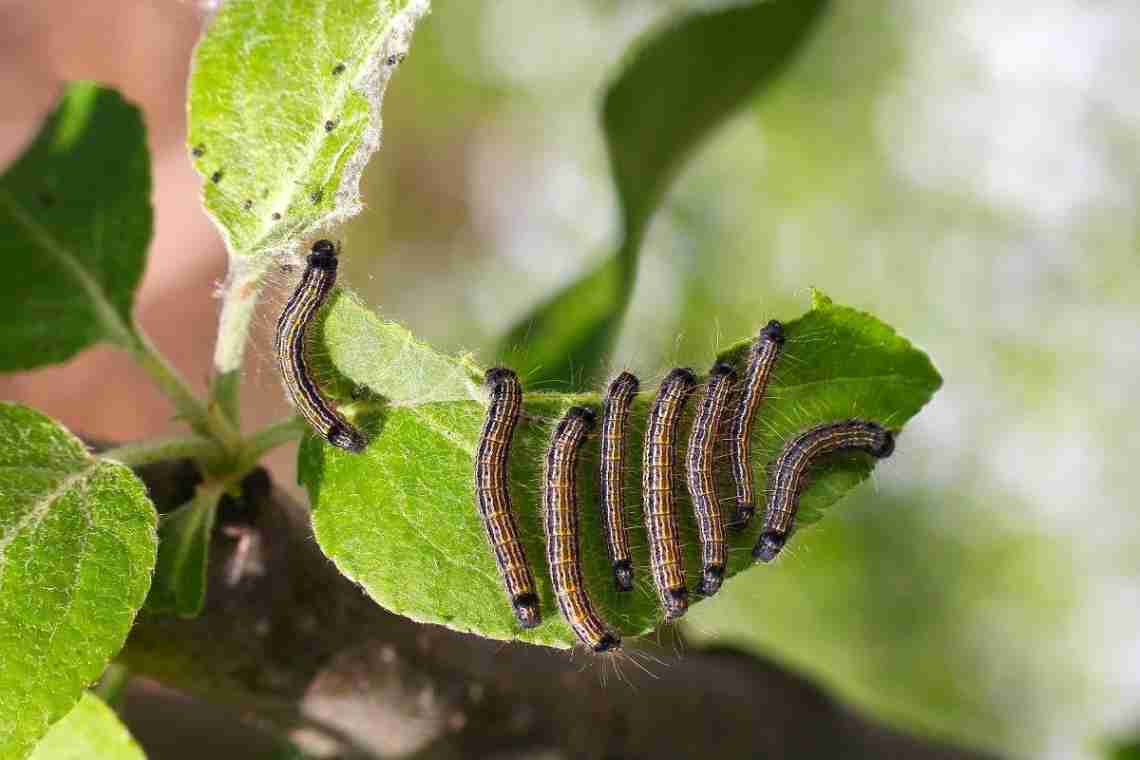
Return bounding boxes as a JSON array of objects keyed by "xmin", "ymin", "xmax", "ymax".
[
  {"xmin": 315, "ymin": 291, "xmax": 484, "ymax": 405},
  {"xmin": 500, "ymin": 0, "xmax": 830, "ymax": 388},
  {"xmin": 26, "ymin": 694, "xmax": 146, "ymax": 760},
  {"xmin": 0, "ymin": 405, "xmax": 157, "ymax": 759},
  {"xmin": 0, "ymin": 82, "xmax": 150, "ymax": 371},
  {"xmin": 299, "ymin": 291, "xmax": 941, "ymax": 649},
  {"xmin": 189, "ymin": 0, "xmax": 426, "ymax": 258}
]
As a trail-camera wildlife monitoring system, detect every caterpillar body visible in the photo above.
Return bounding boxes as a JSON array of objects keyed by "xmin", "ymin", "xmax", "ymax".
[
  {"xmin": 727, "ymin": 320, "xmax": 785, "ymax": 527},
  {"xmin": 755, "ymin": 419, "xmax": 894, "ymax": 562},
  {"xmin": 685, "ymin": 362, "xmax": 737, "ymax": 596},
  {"xmin": 474, "ymin": 367, "xmax": 542, "ymax": 628},
  {"xmin": 642, "ymin": 368, "xmax": 697, "ymax": 620},
  {"xmin": 598, "ymin": 372, "xmax": 639, "ymax": 592},
  {"xmin": 544, "ymin": 407, "xmax": 621, "ymax": 652},
  {"xmin": 275, "ymin": 239, "xmax": 367, "ymax": 453}
]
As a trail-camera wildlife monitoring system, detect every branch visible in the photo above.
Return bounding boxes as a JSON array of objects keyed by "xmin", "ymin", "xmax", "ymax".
[
  {"xmin": 121, "ymin": 462, "xmax": 994, "ymax": 760},
  {"xmin": 127, "ymin": 325, "xmax": 243, "ymax": 454}
]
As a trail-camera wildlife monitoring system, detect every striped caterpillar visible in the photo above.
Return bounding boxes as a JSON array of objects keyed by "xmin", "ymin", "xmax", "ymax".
[
  {"xmin": 275, "ymin": 240, "xmax": 367, "ymax": 453},
  {"xmin": 463, "ymin": 346, "xmax": 897, "ymax": 649}
]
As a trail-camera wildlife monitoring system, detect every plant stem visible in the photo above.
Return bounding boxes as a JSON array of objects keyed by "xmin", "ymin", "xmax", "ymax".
[
  {"xmin": 126, "ymin": 325, "xmax": 243, "ymax": 455},
  {"xmin": 210, "ymin": 255, "xmax": 275, "ymax": 421},
  {"xmin": 242, "ymin": 416, "xmax": 306, "ymax": 463},
  {"xmin": 101, "ymin": 435, "xmax": 222, "ymax": 468}
]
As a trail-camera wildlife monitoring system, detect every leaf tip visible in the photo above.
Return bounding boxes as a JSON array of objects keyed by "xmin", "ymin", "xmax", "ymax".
[{"xmin": 809, "ymin": 288, "xmax": 833, "ymax": 310}]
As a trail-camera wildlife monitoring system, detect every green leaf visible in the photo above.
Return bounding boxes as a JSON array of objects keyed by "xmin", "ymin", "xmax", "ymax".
[
  {"xmin": 190, "ymin": 0, "xmax": 430, "ymax": 388},
  {"xmin": 26, "ymin": 694, "xmax": 146, "ymax": 760},
  {"xmin": 144, "ymin": 485, "xmax": 224, "ymax": 618},
  {"xmin": 316, "ymin": 291, "xmax": 483, "ymax": 404},
  {"xmin": 0, "ymin": 404, "xmax": 157, "ymax": 760},
  {"xmin": 500, "ymin": 0, "xmax": 830, "ymax": 388},
  {"xmin": 300, "ymin": 292, "xmax": 940, "ymax": 648},
  {"xmin": 190, "ymin": 0, "xmax": 428, "ymax": 257},
  {"xmin": 0, "ymin": 82, "xmax": 150, "ymax": 371}
]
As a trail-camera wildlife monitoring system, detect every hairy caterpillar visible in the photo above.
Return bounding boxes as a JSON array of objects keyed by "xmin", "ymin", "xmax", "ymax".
[
  {"xmin": 598, "ymin": 372, "xmax": 639, "ymax": 592},
  {"xmin": 685, "ymin": 362, "xmax": 736, "ymax": 596},
  {"xmin": 274, "ymin": 240, "xmax": 367, "ymax": 453},
  {"xmin": 727, "ymin": 320, "xmax": 785, "ymax": 527},
  {"xmin": 544, "ymin": 407, "xmax": 621, "ymax": 652},
  {"xmin": 755, "ymin": 419, "xmax": 894, "ymax": 562},
  {"xmin": 642, "ymin": 368, "xmax": 697, "ymax": 620},
  {"xmin": 474, "ymin": 367, "xmax": 541, "ymax": 628}
]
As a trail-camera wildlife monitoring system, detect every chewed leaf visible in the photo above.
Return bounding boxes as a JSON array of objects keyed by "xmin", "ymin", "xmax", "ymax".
[
  {"xmin": 300, "ymin": 293, "xmax": 940, "ymax": 648},
  {"xmin": 0, "ymin": 404, "xmax": 157, "ymax": 758},
  {"xmin": 26, "ymin": 693, "xmax": 146, "ymax": 760},
  {"xmin": 189, "ymin": 0, "xmax": 428, "ymax": 258}
]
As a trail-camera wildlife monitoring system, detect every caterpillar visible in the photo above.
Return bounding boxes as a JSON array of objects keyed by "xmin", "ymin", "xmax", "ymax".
[
  {"xmin": 642, "ymin": 368, "xmax": 697, "ymax": 620},
  {"xmin": 598, "ymin": 372, "xmax": 639, "ymax": 592},
  {"xmin": 727, "ymin": 320, "xmax": 785, "ymax": 528},
  {"xmin": 544, "ymin": 406, "xmax": 621, "ymax": 652},
  {"xmin": 274, "ymin": 239, "xmax": 367, "ymax": 453},
  {"xmin": 684, "ymin": 362, "xmax": 737, "ymax": 597},
  {"xmin": 754, "ymin": 419, "xmax": 894, "ymax": 562},
  {"xmin": 474, "ymin": 367, "xmax": 541, "ymax": 628},
  {"xmin": 459, "ymin": 324, "xmax": 900, "ymax": 639}
]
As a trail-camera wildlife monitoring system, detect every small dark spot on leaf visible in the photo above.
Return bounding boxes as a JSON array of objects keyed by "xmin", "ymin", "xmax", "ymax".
[
  {"xmin": 272, "ymin": 212, "xmax": 282, "ymax": 221},
  {"xmin": 211, "ymin": 170, "xmax": 223, "ymax": 184},
  {"xmin": 242, "ymin": 199, "xmax": 253, "ymax": 211},
  {"xmin": 38, "ymin": 192, "xmax": 56, "ymax": 208},
  {"xmin": 324, "ymin": 119, "xmax": 336, "ymax": 133},
  {"xmin": 191, "ymin": 144, "xmax": 206, "ymax": 158},
  {"xmin": 332, "ymin": 63, "xmax": 346, "ymax": 76},
  {"xmin": 310, "ymin": 188, "xmax": 324, "ymax": 204},
  {"xmin": 386, "ymin": 53, "xmax": 406, "ymax": 66}
]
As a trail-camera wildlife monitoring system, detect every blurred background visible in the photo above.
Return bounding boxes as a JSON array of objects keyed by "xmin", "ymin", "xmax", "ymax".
[{"xmin": 1, "ymin": 0, "xmax": 1138, "ymax": 758}]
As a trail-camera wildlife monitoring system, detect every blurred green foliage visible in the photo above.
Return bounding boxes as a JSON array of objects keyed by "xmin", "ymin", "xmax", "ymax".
[
  {"xmin": 0, "ymin": 83, "xmax": 150, "ymax": 370},
  {"xmin": 498, "ymin": 0, "xmax": 828, "ymax": 388}
]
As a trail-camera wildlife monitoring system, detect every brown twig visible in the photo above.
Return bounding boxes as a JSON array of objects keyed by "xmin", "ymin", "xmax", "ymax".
[{"xmin": 120, "ymin": 463, "xmax": 993, "ymax": 760}]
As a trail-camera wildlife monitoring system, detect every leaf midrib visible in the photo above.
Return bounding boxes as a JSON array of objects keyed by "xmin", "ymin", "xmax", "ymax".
[
  {"xmin": 0, "ymin": 189, "xmax": 134, "ymax": 347},
  {"xmin": 0, "ymin": 463, "xmax": 99, "ymax": 564}
]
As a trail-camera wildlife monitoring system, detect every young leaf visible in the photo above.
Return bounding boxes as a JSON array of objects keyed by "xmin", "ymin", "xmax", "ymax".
[
  {"xmin": 0, "ymin": 82, "xmax": 150, "ymax": 371},
  {"xmin": 500, "ymin": 0, "xmax": 830, "ymax": 388},
  {"xmin": 300, "ymin": 292, "xmax": 940, "ymax": 649},
  {"xmin": 189, "ymin": 0, "xmax": 430, "ymax": 384},
  {"xmin": 0, "ymin": 404, "xmax": 157, "ymax": 760},
  {"xmin": 144, "ymin": 484, "xmax": 224, "ymax": 618},
  {"xmin": 26, "ymin": 694, "xmax": 146, "ymax": 760}
]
